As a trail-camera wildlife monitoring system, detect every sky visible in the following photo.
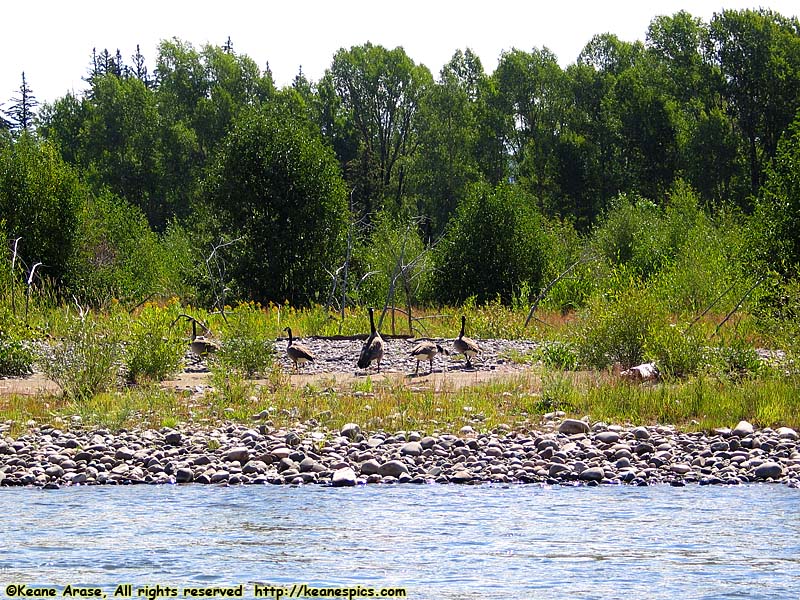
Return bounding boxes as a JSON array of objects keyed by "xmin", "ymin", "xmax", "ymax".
[{"xmin": 2, "ymin": 0, "xmax": 799, "ymax": 107}]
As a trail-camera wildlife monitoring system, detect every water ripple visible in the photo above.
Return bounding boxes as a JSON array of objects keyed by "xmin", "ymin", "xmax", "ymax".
[{"xmin": 1, "ymin": 484, "xmax": 798, "ymax": 599}]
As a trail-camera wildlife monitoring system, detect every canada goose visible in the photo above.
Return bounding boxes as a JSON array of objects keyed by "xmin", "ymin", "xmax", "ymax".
[
  {"xmin": 284, "ymin": 327, "xmax": 315, "ymax": 371},
  {"xmin": 453, "ymin": 315, "xmax": 480, "ymax": 368},
  {"xmin": 357, "ymin": 307, "xmax": 384, "ymax": 371},
  {"xmin": 410, "ymin": 340, "xmax": 445, "ymax": 375},
  {"xmin": 190, "ymin": 319, "xmax": 220, "ymax": 361}
]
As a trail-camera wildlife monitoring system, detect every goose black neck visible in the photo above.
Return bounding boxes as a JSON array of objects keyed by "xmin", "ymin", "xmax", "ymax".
[
  {"xmin": 459, "ymin": 316, "xmax": 466, "ymax": 338},
  {"xmin": 192, "ymin": 318, "xmax": 197, "ymax": 341},
  {"xmin": 285, "ymin": 327, "xmax": 293, "ymax": 344},
  {"xmin": 369, "ymin": 308, "xmax": 376, "ymax": 335}
]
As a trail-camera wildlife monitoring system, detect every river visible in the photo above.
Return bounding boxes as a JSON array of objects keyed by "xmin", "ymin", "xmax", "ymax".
[{"xmin": 1, "ymin": 483, "xmax": 798, "ymax": 599}]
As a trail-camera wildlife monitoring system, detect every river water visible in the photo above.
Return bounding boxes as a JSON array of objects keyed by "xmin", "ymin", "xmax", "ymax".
[{"xmin": 1, "ymin": 483, "xmax": 798, "ymax": 599}]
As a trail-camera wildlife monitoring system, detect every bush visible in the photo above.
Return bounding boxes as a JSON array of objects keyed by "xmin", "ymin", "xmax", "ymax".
[
  {"xmin": 214, "ymin": 303, "xmax": 275, "ymax": 378},
  {"xmin": 648, "ymin": 323, "xmax": 707, "ymax": 379},
  {"xmin": 0, "ymin": 308, "xmax": 36, "ymax": 376},
  {"xmin": 576, "ymin": 284, "xmax": 663, "ymax": 370},
  {"xmin": 591, "ymin": 194, "xmax": 668, "ymax": 279},
  {"xmin": 357, "ymin": 211, "xmax": 433, "ymax": 308},
  {"xmin": 434, "ymin": 183, "xmax": 549, "ymax": 304},
  {"xmin": 65, "ymin": 192, "xmax": 187, "ymax": 306},
  {"xmin": 40, "ymin": 313, "xmax": 125, "ymax": 401},
  {"xmin": 203, "ymin": 104, "xmax": 349, "ymax": 305},
  {"xmin": 125, "ymin": 303, "xmax": 186, "ymax": 383}
]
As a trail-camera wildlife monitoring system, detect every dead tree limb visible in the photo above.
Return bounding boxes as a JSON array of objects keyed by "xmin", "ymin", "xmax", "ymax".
[
  {"xmin": 714, "ymin": 274, "xmax": 767, "ymax": 336},
  {"xmin": 524, "ymin": 258, "xmax": 584, "ymax": 328}
]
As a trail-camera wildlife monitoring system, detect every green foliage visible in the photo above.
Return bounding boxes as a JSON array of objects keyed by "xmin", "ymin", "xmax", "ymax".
[
  {"xmin": 0, "ymin": 134, "xmax": 83, "ymax": 282},
  {"xmin": 434, "ymin": 183, "xmax": 549, "ymax": 304},
  {"xmin": 0, "ymin": 307, "xmax": 36, "ymax": 376},
  {"xmin": 591, "ymin": 194, "xmax": 669, "ymax": 279},
  {"xmin": 535, "ymin": 340, "xmax": 580, "ymax": 371},
  {"xmin": 648, "ymin": 323, "xmax": 707, "ymax": 379},
  {"xmin": 753, "ymin": 109, "xmax": 800, "ymax": 275},
  {"xmin": 203, "ymin": 104, "xmax": 349, "ymax": 305},
  {"xmin": 357, "ymin": 212, "xmax": 433, "ymax": 308},
  {"xmin": 65, "ymin": 192, "xmax": 188, "ymax": 305},
  {"xmin": 577, "ymin": 284, "xmax": 663, "ymax": 370},
  {"xmin": 40, "ymin": 312, "xmax": 125, "ymax": 402},
  {"xmin": 124, "ymin": 303, "xmax": 186, "ymax": 383},
  {"xmin": 214, "ymin": 303, "xmax": 275, "ymax": 378}
]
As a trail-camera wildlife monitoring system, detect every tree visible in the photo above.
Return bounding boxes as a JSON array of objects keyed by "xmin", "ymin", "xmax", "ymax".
[
  {"xmin": 3, "ymin": 72, "xmax": 39, "ymax": 135},
  {"xmin": 407, "ymin": 49, "xmax": 486, "ymax": 236},
  {"xmin": 708, "ymin": 9, "xmax": 800, "ymax": 197},
  {"xmin": 434, "ymin": 183, "xmax": 549, "ymax": 304},
  {"xmin": 203, "ymin": 104, "xmax": 349, "ymax": 304},
  {"xmin": 492, "ymin": 47, "xmax": 571, "ymax": 210},
  {"xmin": 0, "ymin": 135, "xmax": 84, "ymax": 282},
  {"xmin": 329, "ymin": 43, "xmax": 432, "ymax": 216},
  {"xmin": 753, "ymin": 109, "xmax": 800, "ymax": 275}
]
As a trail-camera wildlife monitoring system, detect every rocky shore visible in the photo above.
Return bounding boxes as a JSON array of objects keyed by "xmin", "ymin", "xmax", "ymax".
[{"xmin": 1, "ymin": 417, "xmax": 798, "ymax": 489}]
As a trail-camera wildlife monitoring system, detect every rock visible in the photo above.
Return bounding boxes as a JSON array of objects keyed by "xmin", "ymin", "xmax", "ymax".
[
  {"xmin": 450, "ymin": 470, "xmax": 473, "ymax": 484},
  {"xmin": 164, "ymin": 430, "xmax": 182, "ymax": 446},
  {"xmin": 670, "ymin": 464, "xmax": 693, "ymax": 475},
  {"xmin": 632, "ymin": 427, "xmax": 651, "ymax": 440},
  {"xmin": 579, "ymin": 466, "xmax": 605, "ymax": 482},
  {"xmin": 548, "ymin": 463, "xmax": 572, "ymax": 477},
  {"xmin": 331, "ymin": 467, "xmax": 358, "ymax": 487},
  {"xmin": 620, "ymin": 362, "xmax": 659, "ymax": 382},
  {"xmin": 732, "ymin": 421, "xmax": 754, "ymax": 438},
  {"xmin": 558, "ymin": 419, "xmax": 590, "ymax": 435},
  {"xmin": 175, "ymin": 467, "xmax": 194, "ymax": 483},
  {"xmin": 401, "ymin": 441, "xmax": 423, "ymax": 456},
  {"xmin": 378, "ymin": 460, "xmax": 409, "ymax": 478},
  {"xmin": 360, "ymin": 459, "xmax": 381, "ymax": 475},
  {"xmin": 224, "ymin": 447, "xmax": 250, "ymax": 463},
  {"xmin": 595, "ymin": 431, "xmax": 620, "ymax": 444},
  {"xmin": 340, "ymin": 423, "xmax": 361, "ymax": 440},
  {"xmin": 754, "ymin": 462, "xmax": 783, "ymax": 480},
  {"xmin": 777, "ymin": 427, "xmax": 798, "ymax": 441}
]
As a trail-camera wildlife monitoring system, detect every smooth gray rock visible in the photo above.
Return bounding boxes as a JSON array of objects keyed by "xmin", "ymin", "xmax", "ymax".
[
  {"xmin": 224, "ymin": 447, "xmax": 250, "ymax": 463},
  {"xmin": 401, "ymin": 441, "xmax": 423, "ymax": 456},
  {"xmin": 777, "ymin": 427, "xmax": 798, "ymax": 441},
  {"xmin": 340, "ymin": 423, "xmax": 361, "ymax": 440},
  {"xmin": 378, "ymin": 460, "xmax": 409, "ymax": 478},
  {"xmin": 596, "ymin": 431, "xmax": 620, "ymax": 444},
  {"xmin": 164, "ymin": 431, "xmax": 182, "ymax": 446},
  {"xmin": 360, "ymin": 459, "xmax": 381, "ymax": 476},
  {"xmin": 331, "ymin": 467, "xmax": 357, "ymax": 487},
  {"xmin": 754, "ymin": 462, "xmax": 783, "ymax": 480},
  {"xmin": 175, "ymin": 467, "xmax": 194, "ymax": 483},
  {"xmin": 732, "ymin": 421, "xmax": 754, "ymax": 438},
  {"xmin": 579, "ymin": 466, "xmax": 605, "ymax": 481},
  {"xmin": 558, "ymin": 419, "xmax": 590, "ymax": 435}
]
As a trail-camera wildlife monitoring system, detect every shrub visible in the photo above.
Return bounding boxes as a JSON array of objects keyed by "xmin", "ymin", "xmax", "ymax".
[
  {"xmin": 40, "ymin": 313, "xmax": 125, "ymax": 401},
  {"xmin": 648, "ymin": 323, "xmax": 707, "ymax": 379},
  {"xmin": 434, "ymin": 183, "xmax": 549, "ymax": 304},
  {"xmin": 65, "ymin": 192, "xmax": 187, "ymax": 306},
  {"xmin": 576, "ymin": 284, "xmax": 663, "ymax": 370},
  {"xmin": 0, "ymin": 307, "xmax": 36, "ymax": 376},
  {"xmin": 125, "ymin": 303, "xmax": 186, "ymax": 383},
  {"xmin": 214, "ymin": 303, "xmax": 275, "ymax": 378}
]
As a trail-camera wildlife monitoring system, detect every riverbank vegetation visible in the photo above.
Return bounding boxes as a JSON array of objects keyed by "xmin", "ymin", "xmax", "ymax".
[{"xmin": 1, "ymin": 8, "xmax": 800, "ymax": 435}]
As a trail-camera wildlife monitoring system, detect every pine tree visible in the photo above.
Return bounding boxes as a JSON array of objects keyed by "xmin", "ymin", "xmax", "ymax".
[
  {"xmin": 132, "ymin": 44, "xmax": 151, "ymax": 87},
  {"xmin": 3, "ymin": 72, "xmax": 39, "ymax": 134}
]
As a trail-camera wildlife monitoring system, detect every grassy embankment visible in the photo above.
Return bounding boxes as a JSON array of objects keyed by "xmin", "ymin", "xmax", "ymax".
[{"xmin": 1, "ymin": 301, "xmax": 798, "ymax": 437}]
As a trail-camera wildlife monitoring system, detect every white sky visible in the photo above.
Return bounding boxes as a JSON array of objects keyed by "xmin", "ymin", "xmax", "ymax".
[{"xmin": 2, "ymin": 0, "xmax": 798, "ymax": 107}]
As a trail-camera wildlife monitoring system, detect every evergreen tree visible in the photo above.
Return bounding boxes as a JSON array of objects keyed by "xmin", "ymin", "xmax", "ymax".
[{"xmin": 3, "ymin": 72, "xmax": 39, "ymax": 134}]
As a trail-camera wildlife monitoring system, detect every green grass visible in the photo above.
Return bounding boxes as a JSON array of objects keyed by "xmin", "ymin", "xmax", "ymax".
[{"xmin": 3, "ymin": 368, "xmax": 798, "ymax": 438}]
